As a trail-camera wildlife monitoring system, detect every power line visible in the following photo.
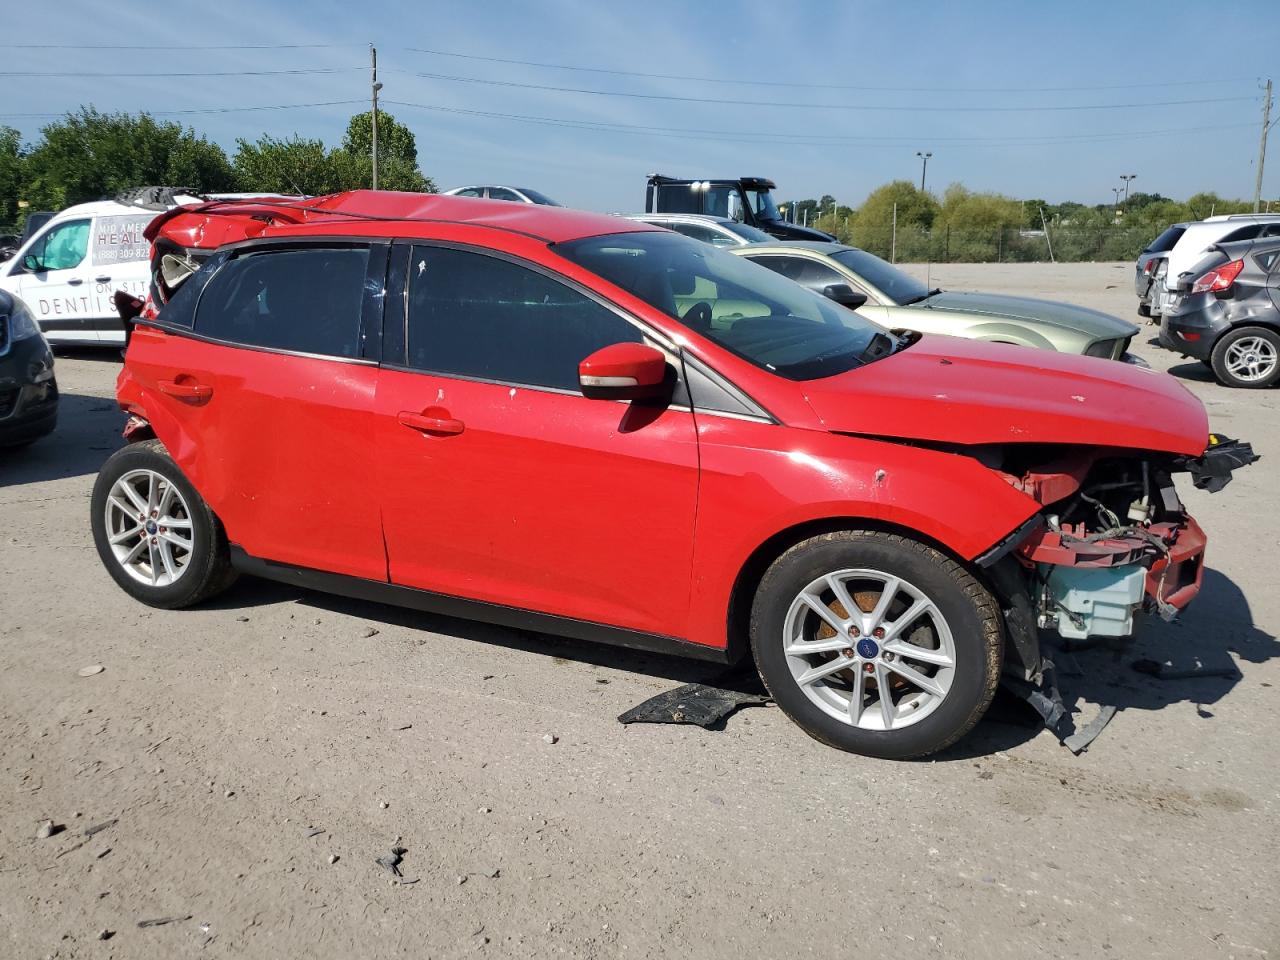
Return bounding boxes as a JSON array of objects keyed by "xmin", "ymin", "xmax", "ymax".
[
  {"xmin": 399, "ymin": 46, "xmax": 1258, "ymax": 94},
  {"xmin": 0, "ymin": 67, "xmax": 362, "ymax": 78},
  {"xmin": 396, "ymin": 70, "xmax": 1259, "ymax": 112},
  {"xmin": 382, "ymin": 99, "xmax": 1255, "ymax": 146},
  {"xmin": 0, "ymin": 99, "xmax": 366, "ymax": 120},
  {"xmin": 0, "ymin": 42, "xmax": 364, "ymax": 50}
]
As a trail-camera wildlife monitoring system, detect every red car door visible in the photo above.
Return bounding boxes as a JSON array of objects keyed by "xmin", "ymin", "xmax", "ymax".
[
  {"xmin": 374, "ymin": 243, "xmax": 699, "ymax": 639},
  {"xmin": 124, "ymin": 241, "xmax": 388, "ymax": 580}
]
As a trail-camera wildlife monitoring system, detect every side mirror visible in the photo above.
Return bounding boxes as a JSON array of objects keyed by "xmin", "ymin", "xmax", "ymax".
[
  {"xmin": 578, "ymin": 342, "xmax": 670, "ymax": 401},
  {"xmin": 822, "ymin": 283, "xmax": 868, "ymax": 310},
  {"xmin": 22, "ymin": 254, "xmax": 44, "ymax": 273}
]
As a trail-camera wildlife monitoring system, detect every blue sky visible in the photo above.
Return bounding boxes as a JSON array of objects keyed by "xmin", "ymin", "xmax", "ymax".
[{"xmin": 2, "ymin": 0, "xmax": 1276, "ymax": 211}]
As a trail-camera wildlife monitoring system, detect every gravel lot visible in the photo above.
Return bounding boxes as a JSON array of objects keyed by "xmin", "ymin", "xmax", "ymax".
[{"xmin": 2, "ymin": 261, "xmax": 1277, "ymax": 959}]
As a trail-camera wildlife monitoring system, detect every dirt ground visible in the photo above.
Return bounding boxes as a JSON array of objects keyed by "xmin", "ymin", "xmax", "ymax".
[{"xmin": 1, "ymin": 261, "xmax": 1277, "ymax": 959}]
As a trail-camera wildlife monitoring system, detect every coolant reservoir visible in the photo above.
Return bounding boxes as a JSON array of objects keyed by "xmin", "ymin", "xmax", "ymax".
[{"xmin": 1042, "ymin": 564, "xmax": 1147, "ymax": 640}]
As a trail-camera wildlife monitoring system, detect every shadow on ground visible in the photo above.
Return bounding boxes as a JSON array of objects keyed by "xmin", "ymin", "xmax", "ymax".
[
  {"xmin": 0, "ymin": 392, "xmax": 123, "ymax": 487},
  {"xmin": 204, "ymin": 563, "xmax": 1276, "ymax": 758}
]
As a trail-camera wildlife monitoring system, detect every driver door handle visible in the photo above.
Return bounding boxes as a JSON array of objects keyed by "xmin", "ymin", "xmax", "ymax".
[
  {"xmin": 158, "ymin": 378, "xmax": 213, "ymax": 403},
  {"xmin": 66, "ymin": 278, "xmax": 84, "ymax": 286},
  {"xmin": 398, "ymin": 411, "xmax": 465, "ymax": 435},
  {"xmin": 95, "ymin": 275, "xmax": 112, "ymax": 283}
]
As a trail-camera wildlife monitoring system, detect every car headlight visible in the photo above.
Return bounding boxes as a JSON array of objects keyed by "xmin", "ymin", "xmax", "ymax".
[{"xmin": 6, "ymin": 298, "xmax": 42, "ymax": 341}]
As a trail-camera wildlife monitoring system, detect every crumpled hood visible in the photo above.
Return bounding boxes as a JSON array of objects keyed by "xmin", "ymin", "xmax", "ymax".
[
  {"xmin": 921, "ymin": 291, "xmax": 1139, "ymax": 339},
  {"xmin": 801, "ymin": 335, "xmax": 1208, "ymax": 456}
]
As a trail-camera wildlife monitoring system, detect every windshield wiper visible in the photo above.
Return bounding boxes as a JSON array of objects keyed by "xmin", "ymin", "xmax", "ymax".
[{"xmin": 901, "ymin": 287, "xmax": 942, "ymax": 306}]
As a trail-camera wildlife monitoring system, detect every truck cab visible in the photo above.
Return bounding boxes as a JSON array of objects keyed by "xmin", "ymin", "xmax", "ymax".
[{"xmin": 645, "ymin": 174, "xmax": 835, "ymax": 242}]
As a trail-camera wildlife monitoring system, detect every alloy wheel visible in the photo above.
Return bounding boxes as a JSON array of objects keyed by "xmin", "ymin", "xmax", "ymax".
[
  {"xmin": 103, "ymin": 469, "xmax": 196, "ymax": 587},
  {"xmin": 1224, "ymin": 335, "xmax": 1278, "ymax": 383},
  {"xmin": 782, "ymin": 569, "xmax": 956, "ymax": 731}
]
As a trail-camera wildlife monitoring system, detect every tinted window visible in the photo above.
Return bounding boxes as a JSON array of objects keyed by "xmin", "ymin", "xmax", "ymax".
[
  {"xmin": 196, "ymin": 246, "xmax": 370, "ymax": 357},
  {"xmin": 30, "ymin": 218, "xmax": 90, "ymax": 271},
  {"xmin": 517, "ymin": 188, "xmax": 561, "ymax": 206},
  {"xmin": 830, "ymin": 248, "xmax": 931, "ymax": 305},
  {"xmin": 1147, "ymin": 225, "xmax": 1185, "ymax": 253},
  {"xmin": 453, "ymin": 187, "xmax": 484, "ymax": 198},
  {"xmin": 406, "ymin": 246, "xmax": 643, "ymax": 391},
  {"xmin": 555, "ymin": 231, "xmax": 892, "ymax": 381},
  {"xmin": 666, "ymin": 221, "xmax": 735, "ymax": 247},
  {"xmin": 749, "ymin": 255, "xmax": 850, "ymax": 295},
  {"xmin": 723, "ymin": 221, "xmax": 774, "ymax": 243},
  {"xmin": 488, "ymin": 187, "xmax": 522, "ymax": 202},
  {"xmin": 1220, "ymin": 224, "xmax": 1263, "ymax": 244},
  {"xmin": 653, "ymin": 183, "xmax": 700, "ymax": 215}
]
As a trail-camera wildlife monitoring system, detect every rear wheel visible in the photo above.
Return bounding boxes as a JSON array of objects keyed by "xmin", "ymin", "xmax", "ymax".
[
  {"xmin": 1210, "ymin": 326, "xmax": 1280, "ymax": 389},
  {"xmin": 90, "ymin": 440, "xmax": 237, "ymax": 608},
  {"xmin": 1138, "ymin": 303, "xmax": 1151, "ymax": 318},
  {"xmin": 750, "ymin": 530, "xmax": 1002, "ymax": 759}
]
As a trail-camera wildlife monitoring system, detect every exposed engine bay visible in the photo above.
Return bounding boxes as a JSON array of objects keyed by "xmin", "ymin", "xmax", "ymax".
[{"xmin": 974, "ymin": 436, "xmax": 1257, "ymax": 680}]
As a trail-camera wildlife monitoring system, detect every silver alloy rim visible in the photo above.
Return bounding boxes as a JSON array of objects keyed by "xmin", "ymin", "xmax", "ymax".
[
  {"xmin": 103, "ymin": 469, "xmax": 196, "ymax": 587},
  {"xmin": 782, "ymin": 569, "xmax": 956, "ymax": 731},
  {"xmin": 1224, "ymin": 336, "xmax": 1278, "ymax": 383}
]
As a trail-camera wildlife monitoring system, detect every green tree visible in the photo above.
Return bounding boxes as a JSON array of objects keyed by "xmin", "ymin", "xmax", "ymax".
[
  {"xmin": 232, "ymin": 135, "xmax": 341, "ymax": 195},
  {"xmin": 22, "ymin": 107, "xmax": 234, "ymax": 209},
  {"xmin": 0, "ymin": 126, "xmax": 21, "ymax": 233},
  {"xmin": 339, "ymin": 111, "xmax": 435, "ymax": 193}
]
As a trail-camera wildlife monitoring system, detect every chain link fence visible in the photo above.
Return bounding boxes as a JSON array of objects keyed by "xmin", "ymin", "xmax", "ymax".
[{"xmin": 815, "ymin": 224, "xmax": 1153, "ymax": 264}]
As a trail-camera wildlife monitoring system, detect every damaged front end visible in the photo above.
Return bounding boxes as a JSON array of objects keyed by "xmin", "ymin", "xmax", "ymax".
[{"xmin": 980, "ymin": 435, "xmax": 1257, "ymax": 676}]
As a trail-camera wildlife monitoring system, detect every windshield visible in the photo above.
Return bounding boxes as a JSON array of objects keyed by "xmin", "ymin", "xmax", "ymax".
[
  {"xmin": 518, "ymin": 188, "xmax": 561, "ymax": 206},
  {"xmin": 555, "ymin": 231, "xmax": 893, "ymax": 381},
  {"xmin": 723, "ymin": 221, "xmax": 774, "ymax": 243},
  {"xmin": 831, "ymin": 248, "xmax": 932, "ymax": 306},
  {"xmin": 746, "ymin": 189, "xmax": 781, "ymax": 222}
]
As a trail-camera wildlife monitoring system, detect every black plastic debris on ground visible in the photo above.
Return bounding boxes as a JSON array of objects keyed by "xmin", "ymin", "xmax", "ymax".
[
  {"xmin": 999, "ymin": 658, "xmax": 1117, "ymax": 755},
  {"xmin": 619, "ymin": 680, "xmax": 770, "ymax": 729}
]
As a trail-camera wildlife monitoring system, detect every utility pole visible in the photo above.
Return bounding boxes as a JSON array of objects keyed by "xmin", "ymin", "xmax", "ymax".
[
  {"xmin": 916, "ymin": 151, "xmax": 932, "ymax": 193},
  {"xmin": 370, "ymin": 44, "xmax": 382, "ymax": 190},
  {"xmin": 1120, "ymin": 173, "xmax": 1136, "ymax": 206},
  {"xmin": 1255, "ymin": 78, "xmax": 1274, "ymax": 213}
]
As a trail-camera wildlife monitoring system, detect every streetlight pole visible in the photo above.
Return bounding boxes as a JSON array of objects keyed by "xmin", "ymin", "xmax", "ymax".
[
  {"xmin": 370, "ymin": 44, "xmax": 382, "ymax": 191},
  {"xmin": 1120, "ymin": 173, "xmax": 1136, "ymax": 205},
  {"xmin": 1111, "ymin": 187, "xmax": 1122, "ymax": 217},
  {"xmin": 916, "ymin": 151, "xmax": 932, "ymax": 193}
]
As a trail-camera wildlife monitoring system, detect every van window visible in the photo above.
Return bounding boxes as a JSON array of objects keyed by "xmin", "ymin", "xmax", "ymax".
[
  {"xmin": 195, "ymin": 246, "xmax": 370, "ymax": 357},
  {"xmin": 29, "ymin": 218, "xmax": 90, "ymax": 271},
  {"xmin": 405, "ymin": 246, "xmax": 643, "ymax": 391}
]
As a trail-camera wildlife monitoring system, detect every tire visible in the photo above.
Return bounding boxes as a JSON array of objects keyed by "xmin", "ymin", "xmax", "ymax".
[
  {"xmin": 90, "ymin": 439, "xmax": 238, "ymax": 608},
  {"xmin": 750, "ymin": 530, "xmax": 1002, "ymax": 760},
  {"xmin": 1137, "ymin": 303, "xmax": 1151, "ymax": 318},
  {"xmin": 1209, "ymin": 326, "xmax": 1280, "ymax": 389}
]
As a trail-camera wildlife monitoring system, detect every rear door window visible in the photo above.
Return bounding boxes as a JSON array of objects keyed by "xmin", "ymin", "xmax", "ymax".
[
  {"xmin": 487, "ymin": 187, "xmax": 522, "ymax": 202},
  {"xmin": 195, "ymin": 246, "xmax": 371, "ymax": 358},
  {"xmin": 404, "ymin": 246, "xmax": 643, "ymax": 392},
  {"xmin": 748, "ymin": 254, "xmax": 858, "ymax": 296}
]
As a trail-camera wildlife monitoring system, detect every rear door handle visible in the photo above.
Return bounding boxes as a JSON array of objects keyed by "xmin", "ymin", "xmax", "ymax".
[
  {"xmin": 397, "ymin": 410, "xmax": 465, "ymax": 435},
  {"xmin": 66, "ymin": 278, "xmax": 84, "ymax": 286},
  {"xmin": 158, "ymin": 378, "xmax": 213, "ymax": 403},
  {"xmin": 95, "ymin": 275, "xmax": 112, "ymax": 283}
]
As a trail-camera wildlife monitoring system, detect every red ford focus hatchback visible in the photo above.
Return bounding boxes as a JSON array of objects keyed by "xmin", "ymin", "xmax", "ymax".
[{"xmin": 92, "ymin": 191, "xmax": 1252, "ymax": 758}]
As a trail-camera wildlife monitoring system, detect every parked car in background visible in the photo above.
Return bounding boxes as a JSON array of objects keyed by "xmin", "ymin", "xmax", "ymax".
[
  {"xmin": 0, "ymin": 189, "xmax": 284, "ymax": 348},
  {"xmin": 1135, "ymin": 223, "xmax": 1185, "ymax": 318},
  {"xmin": 442, "ymin": 185, "xmax": 562, "ymax": 205},
  {"xmin": 0, "ymin": 288, "xmax": 58, "ymax": 447},
  {"xmin": 645, "ymin": 173, "xmax": 834, "ymax": 242},
  {"xmin": 732, "ymin": 241, "xmax": 1141, "ymax": 361},
  {"xmin": 1153, "ymin": 215, "xmax": 1280, "ymax": 306},
  {"xmin": 623, "ymin": 213, "xmax": 774, "ymax": 247},
  {"xmin": 90, "ymin": 189, "xmax": 1253, "ymax": 760},
  {"xmin": 1160, "ymin": 235, "xmax": 1280, "ymax": 388}
]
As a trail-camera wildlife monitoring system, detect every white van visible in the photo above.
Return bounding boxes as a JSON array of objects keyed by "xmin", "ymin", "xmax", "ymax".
[{"xmin": 0, "ymin": 189, "xmax": 288, "ymax": 347}]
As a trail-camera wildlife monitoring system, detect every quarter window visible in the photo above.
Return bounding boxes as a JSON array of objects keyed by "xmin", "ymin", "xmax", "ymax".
[
  {"xmin": 195, "ymin": 246, "xmax": 370, "ymax": 357},
  {"xmin": 29, "ymin": 218, "xmax": 90, "ymax": 271},
  {"xmin": 405, "ymin": 246, "xmax": 643, "ymax": 391}
]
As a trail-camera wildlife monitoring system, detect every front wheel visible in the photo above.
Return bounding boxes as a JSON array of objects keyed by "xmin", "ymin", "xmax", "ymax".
[
  {"xmin": 750, "ymin": 530, "xmax": 1002, "ymax": 759},
  {"xmin": 1210, "ymin": 326, "xmax": 1280, "ymax": 389},
  {"xmin": 90, "ymin": 440, "xmax": 237, "ymax": 608}
]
